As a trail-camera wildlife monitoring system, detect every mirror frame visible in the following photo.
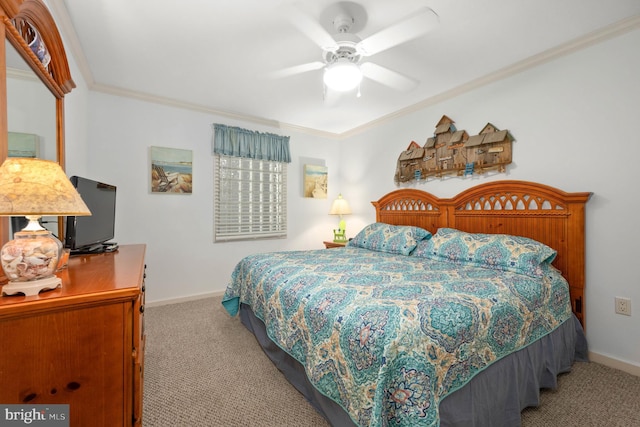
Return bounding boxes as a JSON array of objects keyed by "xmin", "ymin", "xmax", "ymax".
[{"xmin": 0, "ymin": 0, "xmax": 75, "ymax": 278}]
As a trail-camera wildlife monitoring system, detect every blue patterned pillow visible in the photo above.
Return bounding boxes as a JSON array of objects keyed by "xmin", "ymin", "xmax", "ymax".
[
  {"xmin": 411, "ymin": 238, "xmax": 434, "ymax": 258},
  {"xmin": 348, "ymin": 223, "xmax": 431, "ymax": 256},
  {"xmin": 413, "ymin": 228, "xmax": 556, "ymax": 277}
]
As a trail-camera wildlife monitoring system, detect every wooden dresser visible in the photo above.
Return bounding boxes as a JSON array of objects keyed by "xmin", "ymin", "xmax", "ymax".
[{"xmin": 0, "ymin": 244, "xmax": 146, "ymax": 426}]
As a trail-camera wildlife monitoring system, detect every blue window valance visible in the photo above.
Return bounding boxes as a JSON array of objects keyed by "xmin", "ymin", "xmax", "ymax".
[{"xmin": 212, "ymin": 123, "xmax": 291, "ymax": 163}]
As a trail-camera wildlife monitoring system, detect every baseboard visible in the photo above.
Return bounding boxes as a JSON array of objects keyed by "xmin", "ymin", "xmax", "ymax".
[
  {"xmin": 589, "ymin": 351, "xmax": 640, "ymax": 377},
  {"xmin": 146, "ymin": 290, "xmax": 224, "ymax": 308}
]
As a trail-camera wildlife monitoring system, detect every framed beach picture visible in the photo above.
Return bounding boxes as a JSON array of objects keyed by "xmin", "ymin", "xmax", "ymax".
[
  {"xmin": 150, "ymin": 146, "xmax": 193, "ymax": 193},
  {"xmin": 8, "ymin": 132, "xmax": 39, "ymax": 158},
  {"xmin": 303, "ymin": 164, "xmax": 327, "ymax": 198}
]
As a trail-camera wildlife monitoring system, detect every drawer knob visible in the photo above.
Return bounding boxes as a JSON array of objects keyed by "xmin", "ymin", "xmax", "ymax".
[
  {"xmin": 22, "ymin": 392, "xmax": 37, "ymax": 403},
  {"xmin": 66, "ymin": 382, "xmax": 81, "ymax": 391}
]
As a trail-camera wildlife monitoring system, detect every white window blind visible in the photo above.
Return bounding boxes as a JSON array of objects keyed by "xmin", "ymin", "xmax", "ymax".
[{"xmin": 214, "ymin": 155, "xmax": 287, "ymax": 241}]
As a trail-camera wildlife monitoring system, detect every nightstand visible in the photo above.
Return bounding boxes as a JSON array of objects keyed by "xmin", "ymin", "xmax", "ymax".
[{"xmin": 323, "ymin": 241, "xmax": 347, "ymax": 248}]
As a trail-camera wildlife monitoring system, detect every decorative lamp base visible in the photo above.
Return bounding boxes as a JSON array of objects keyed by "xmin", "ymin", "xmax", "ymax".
[
  {"xmin": 2, "ymin": 276, "xmax": 61, "ymax": 296},
  {"xmin": 333, "ymin": 228, "xmax": 348, "ymax": 243}
]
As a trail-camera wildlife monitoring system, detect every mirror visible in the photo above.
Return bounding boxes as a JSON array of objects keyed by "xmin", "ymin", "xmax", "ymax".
[
  {"xmin": 0, "ymin": 0, "xmax": 76, "ymax": 263},
  {"xmin": 6, "ymin": 40, "xmax": 56, "ymax": 161},
  {"xmin": 6, "ymin": 40, "xmax": 58, "ymax": 237}
]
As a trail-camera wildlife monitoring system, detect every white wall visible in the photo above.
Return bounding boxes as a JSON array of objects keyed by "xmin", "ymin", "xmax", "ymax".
[
  {"xmin": 340, "ymin": 28, "xmax": 640, "ymax": 369},
  {"xmin": 63, "ymin": 76, "xmax": 90, "ymax": 179},
  {"xmin": 81, "ymin": 92, "xmax": 341, "ymax": 302}
]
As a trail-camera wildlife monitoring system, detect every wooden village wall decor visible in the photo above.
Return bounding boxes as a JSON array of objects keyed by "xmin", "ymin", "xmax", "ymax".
[{"xmin": 394, "ymin": 115, "xmax": 514, "ymax": 184}]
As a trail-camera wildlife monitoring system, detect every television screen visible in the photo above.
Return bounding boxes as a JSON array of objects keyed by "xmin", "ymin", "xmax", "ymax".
[{"xmin": 65, "ymin": 176, "xmax": 117, "ymax": 253}]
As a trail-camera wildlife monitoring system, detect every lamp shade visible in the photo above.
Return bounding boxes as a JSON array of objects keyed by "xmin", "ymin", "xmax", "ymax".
[
  {"xmin": 323, "ymin": 59, "xmax": 363, "ymax": 92},
  {"xmin": 0, "ymin": 158, "xmax": 92, "ymax": 296},
  {"xmin": 329, "ymin": 194, "xmax": 352, "ymax": 216},
  {"xmin": 0, "ymin": 158, "xmax": 91, "ymax": 216}
]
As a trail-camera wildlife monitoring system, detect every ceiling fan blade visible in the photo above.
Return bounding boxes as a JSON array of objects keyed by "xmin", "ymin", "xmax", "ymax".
[
  {"xmin": 266, "ymin": 62, "xmax": 325, "ymax": 79},
  {"xmin": 357, "ymin": 7, "xmax": 439, "ymax": 56},
  {"xmin": 287, "ymin": 5, "xmax": 338, "ymax": 52},
  {"xmin": 361, "ymin": 62, "xmax": 419, "ymax": 92}
]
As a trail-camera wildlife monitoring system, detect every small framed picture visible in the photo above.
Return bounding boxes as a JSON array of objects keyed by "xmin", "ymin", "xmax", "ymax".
[
  {"xmin": 150, "ymin": 146, "xmax": 193, "ymax": 194},
  {"xmin": 303, "ymin": 164, "xmax": 327, "ymax": 198},
  {"xmin": 8, "ymin": 132, "xmax": 39, "ymax": 158}
]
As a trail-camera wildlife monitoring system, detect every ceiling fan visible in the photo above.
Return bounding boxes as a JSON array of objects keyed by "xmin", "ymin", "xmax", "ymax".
[{"xmin": 272, "ymin": 1, "xmax": 439, "ymax": 98}]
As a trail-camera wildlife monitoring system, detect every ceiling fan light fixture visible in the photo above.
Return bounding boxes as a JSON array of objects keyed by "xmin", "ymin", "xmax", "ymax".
[{"xmin": 323, "ymin": 59, "xmax": 363, "ymax": 92}]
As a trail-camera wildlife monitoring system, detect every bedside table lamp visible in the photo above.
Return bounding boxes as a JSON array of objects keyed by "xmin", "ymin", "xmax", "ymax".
[
  {"xmin": 329, "ymin": 194, "xmax": 352, "ymax": 243},
  {"xmin": 0, "ymin": 158, "xmax": 91, "ymax": 296}
]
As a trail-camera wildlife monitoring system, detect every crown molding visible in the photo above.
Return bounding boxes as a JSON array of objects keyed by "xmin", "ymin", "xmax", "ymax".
[
  {"xmin": 88, "ymin": 82, "xmax": 341, "ymax": 139},
  {"xmin": 47, "ymin": 4, "xmax": 640, "ymax": 141},
  {"xmin": 6, "ymin": 67, "xmax": 38, "ymax": 81},
  {"xmin": 339, "ymin": 14, "xmax": 640, "ymax": 139}
]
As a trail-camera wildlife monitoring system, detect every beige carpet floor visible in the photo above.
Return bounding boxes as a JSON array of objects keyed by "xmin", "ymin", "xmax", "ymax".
[{"xmin": 142, "ymin": 297, "xmax": 640, "ymax": 427}]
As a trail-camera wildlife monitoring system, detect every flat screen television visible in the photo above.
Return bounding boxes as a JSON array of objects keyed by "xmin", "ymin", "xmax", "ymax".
[{"xmin": 65, "ymin": 176, "xmax": 117, "ymax": 254}]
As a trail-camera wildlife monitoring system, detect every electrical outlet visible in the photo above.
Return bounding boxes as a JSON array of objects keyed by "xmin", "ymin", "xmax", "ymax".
[{"xmin": 615, "ymin": 297, "xmax": 631, "ymax": 316}]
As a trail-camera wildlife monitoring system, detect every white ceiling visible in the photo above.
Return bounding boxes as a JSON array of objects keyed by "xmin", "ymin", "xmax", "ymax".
[{"xmin": 54, "ymin": 0, "xmax": 640, "ymax": 137}]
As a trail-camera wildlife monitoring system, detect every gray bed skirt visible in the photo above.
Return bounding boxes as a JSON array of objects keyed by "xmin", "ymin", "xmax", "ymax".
[{"xmin": 240, "ymin": 304, "xmax": 588, "ymax": 427}]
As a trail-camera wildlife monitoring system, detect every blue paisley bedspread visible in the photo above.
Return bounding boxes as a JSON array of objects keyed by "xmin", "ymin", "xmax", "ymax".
[{"xmin": 222, "ymin": 247, "xmax": 572, "ymax": 427}]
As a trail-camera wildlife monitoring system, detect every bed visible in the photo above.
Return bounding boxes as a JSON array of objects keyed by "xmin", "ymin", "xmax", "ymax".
[{"xmin": 222, "ymin": 180, "xmax": 591, "ymax": 426}]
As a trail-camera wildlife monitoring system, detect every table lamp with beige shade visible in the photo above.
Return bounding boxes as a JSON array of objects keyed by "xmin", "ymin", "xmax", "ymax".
[
  {"xmin": 329, "ymin": 193, "xmax": 352, "ymax": 243},
  {"xmin": 0, "ymin": 158, "xmax": 91, "ymax": 296}
]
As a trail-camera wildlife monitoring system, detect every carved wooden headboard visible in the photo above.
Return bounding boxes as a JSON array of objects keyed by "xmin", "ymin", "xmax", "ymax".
[{"xmin": 372, "ymin": 180, "xmax": 592, "ymax": 327}]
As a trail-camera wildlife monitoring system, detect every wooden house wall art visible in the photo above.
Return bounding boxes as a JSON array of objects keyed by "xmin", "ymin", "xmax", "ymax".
[{"xmin": 394, "ymin": 115, "xmax": 514, "ymax": 183}]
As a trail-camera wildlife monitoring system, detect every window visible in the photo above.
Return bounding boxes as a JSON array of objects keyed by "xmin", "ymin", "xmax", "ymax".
[
  {"xmin": 214, "ymin": 155, "xmax": 287, "ymax": 241},
  {"xmin": 212, "ymin": 123, "xmax": 290, "ymax": 241}
]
